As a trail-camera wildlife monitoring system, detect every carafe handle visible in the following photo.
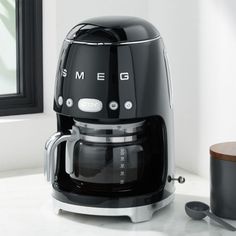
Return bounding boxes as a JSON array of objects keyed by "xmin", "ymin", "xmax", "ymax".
[{"xmin": 44, "ymin": 131, "xmax": 72, "ymax": 183}]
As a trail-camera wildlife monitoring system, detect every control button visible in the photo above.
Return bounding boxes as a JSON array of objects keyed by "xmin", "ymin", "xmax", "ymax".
[
  {"xmin": 109, "ymin": 101, "xmax": 119, "ymax": 110},
  {"xmin": 124, "ymin": 101, "xmax": 133, "ymax": 110},
  {"xmin": 58, "ymin": 96, "xmax": 63, "ymax": 106},
  {"xmin": 78, "ymin": 98, "xmax": 103, "ymax": 112},
  {"xmin": 66, "ymin": 98, "xmax": 73, "ymax": 107}
]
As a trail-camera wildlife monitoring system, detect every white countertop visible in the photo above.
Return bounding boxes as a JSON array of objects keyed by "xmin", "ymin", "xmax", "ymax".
[{"xmin": 0, "ymin": 168, "xmax": 235, "ymax": 236}]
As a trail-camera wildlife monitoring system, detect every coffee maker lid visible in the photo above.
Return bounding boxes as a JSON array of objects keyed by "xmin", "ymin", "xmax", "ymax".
[{"xmin": 65, "ymin": 16, "xmax": 160, "ymax": 45}]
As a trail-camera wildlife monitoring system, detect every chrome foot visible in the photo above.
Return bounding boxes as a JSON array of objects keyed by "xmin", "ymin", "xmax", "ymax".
[
  {"xmin": 53, "ymin": 204, "xmax": 62, "ymax": 215},
  {"xmin": 129, "ymin": 211, "xmax": 153, "ymax": 223}
]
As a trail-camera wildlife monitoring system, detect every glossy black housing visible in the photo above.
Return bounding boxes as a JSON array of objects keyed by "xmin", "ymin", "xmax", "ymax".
[
  {"xmin": 66, "ymin": 16, "xmax": 160, "ymax": 43},
  {"xmin": 52, "ymin": 16, "xmax": 175, "ymax": 208}
]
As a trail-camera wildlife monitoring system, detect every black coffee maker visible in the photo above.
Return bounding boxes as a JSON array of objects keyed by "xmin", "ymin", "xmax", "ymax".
[{"xmin": 45, "ymin": 16, "xmax": 183, "ymax": 222}]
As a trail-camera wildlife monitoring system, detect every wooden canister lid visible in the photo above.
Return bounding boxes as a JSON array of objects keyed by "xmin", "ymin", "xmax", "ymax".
[{"xmin": 210, "ymin": 142, "xmax": 236, "ymax": 162}]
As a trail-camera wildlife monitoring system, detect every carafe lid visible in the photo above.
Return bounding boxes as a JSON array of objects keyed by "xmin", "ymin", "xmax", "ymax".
[
  {"xmin": 66, "ymin": 16, "xmax": 160, "ymax": 45},
  {"xmin": 74, "ymin": 119, "xmax": 145, "ymax": 136}
]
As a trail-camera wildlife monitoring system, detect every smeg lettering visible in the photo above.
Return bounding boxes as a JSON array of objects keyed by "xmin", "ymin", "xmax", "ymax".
[{"xmin": 61, "ymin": 69, "xmax": 130, "ymax": 81}]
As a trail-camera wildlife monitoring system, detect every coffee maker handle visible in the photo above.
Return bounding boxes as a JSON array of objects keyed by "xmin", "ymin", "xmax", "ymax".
[{"xmin": 44, "ymin": 131, "xmax": 72, "ymax": 183}]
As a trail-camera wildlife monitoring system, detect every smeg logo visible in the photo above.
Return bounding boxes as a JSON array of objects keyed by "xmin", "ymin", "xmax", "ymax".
[{"xmin": 61, "ymin": 69, "xmax": 129, "ymax": 81}]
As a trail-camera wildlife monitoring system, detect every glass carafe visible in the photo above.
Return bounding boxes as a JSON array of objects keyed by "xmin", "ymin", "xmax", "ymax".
[
  {"xmin": 68, "ymin": 120, "xmax": 148, "ymax": 194},
  {"xmin": 45, "ymin": 120, "xmax": 161, "ymax": 195}
]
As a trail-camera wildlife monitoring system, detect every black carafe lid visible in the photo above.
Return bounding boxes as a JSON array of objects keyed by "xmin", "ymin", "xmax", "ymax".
[{"xmin": 66, "ymin": 16, "xmax": 160, "ymax": 44}]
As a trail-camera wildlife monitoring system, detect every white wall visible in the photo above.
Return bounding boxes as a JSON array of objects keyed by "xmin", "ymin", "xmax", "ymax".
[
  {"xmin": 148, "ymin": 0, "xmax": 236, "ymax": 178},
  {"xmin": 197, "ymin": 0, "xmax": 236, "ymax": 177}
]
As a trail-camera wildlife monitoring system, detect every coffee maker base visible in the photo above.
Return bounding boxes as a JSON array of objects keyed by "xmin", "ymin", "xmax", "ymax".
[{"xmin": 52, "ymin": 194, "xmax": 174, "ymax": 223}]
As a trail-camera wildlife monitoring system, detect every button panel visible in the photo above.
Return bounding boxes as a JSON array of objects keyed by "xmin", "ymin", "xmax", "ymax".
[{"xmin": 78, "ymin": 98, "xmax": 103, "ymax": 112}]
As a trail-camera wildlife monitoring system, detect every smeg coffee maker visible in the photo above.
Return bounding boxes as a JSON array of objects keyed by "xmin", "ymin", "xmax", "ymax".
[{"xmin": 45, "ymin": 16, "xmax": 183, "ymax": 222}]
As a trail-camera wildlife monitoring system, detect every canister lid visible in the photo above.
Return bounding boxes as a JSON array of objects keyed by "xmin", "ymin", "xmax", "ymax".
[
  {"xmin": 65, "ymin": 16, "xmax": 160, "ymax": 45},
  {"xmin": 210, "ymin": 142, "xmax": 236, "ymax": 162}
]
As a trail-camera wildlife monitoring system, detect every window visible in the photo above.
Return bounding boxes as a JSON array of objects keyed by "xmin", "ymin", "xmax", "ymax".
[{"xmin": 0, "ymin": 0, "xmax": 43, "ymax": 116}]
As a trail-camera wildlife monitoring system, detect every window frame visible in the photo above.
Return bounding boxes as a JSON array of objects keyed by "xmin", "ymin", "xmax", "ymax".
[{"xmin": 0, "ymin": 0, "xmax": 43, "ymax": 116}]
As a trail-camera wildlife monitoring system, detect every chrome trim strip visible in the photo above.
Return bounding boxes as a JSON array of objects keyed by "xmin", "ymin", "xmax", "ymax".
[
  {"xmin": 119, "ymin": 36, "xmax": 160, "ymax": 45},
  {"xmin": 52, "ymin": 193, "xmax": 174, "ymax": 223},
  {"xmin": 80, "ymin": 134, "xmax": 138, "ymax": 143},
  {"xmin": 65, "ymin": 36, "xmax": 161, "ymax": 46}
]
